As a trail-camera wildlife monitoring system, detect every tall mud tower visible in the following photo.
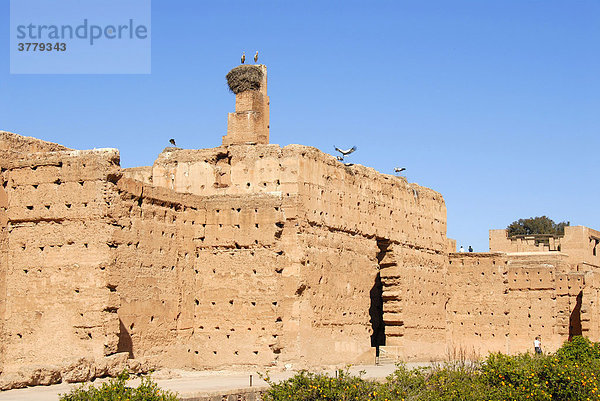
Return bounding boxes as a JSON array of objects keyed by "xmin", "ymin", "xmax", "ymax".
[{"xmin": 223, "ymin": 64, "xmax": 270, "ymax": 145}]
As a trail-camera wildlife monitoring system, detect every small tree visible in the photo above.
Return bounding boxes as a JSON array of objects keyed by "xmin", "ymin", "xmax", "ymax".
[{"xmin": 507, "ymin": 216, "xmax": 569, "ymax": 237}]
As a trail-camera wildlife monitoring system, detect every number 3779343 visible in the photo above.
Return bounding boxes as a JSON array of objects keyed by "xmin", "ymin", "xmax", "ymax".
[{"xmin": 18, "ymin": 43, "xmax": 67, "ymax": 52}]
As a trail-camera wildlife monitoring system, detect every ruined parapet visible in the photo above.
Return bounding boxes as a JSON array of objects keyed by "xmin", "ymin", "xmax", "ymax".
[
  {"xmin": 0, "ymin": 130, "xmax": 70, "ymax": 153},
  {"xmin": 0, "ymin": 135, "xmax": 128, "ymax": 389},
  {"xmin": 223, "ymin": 65, "xmax": 269, "ymax": 145}
]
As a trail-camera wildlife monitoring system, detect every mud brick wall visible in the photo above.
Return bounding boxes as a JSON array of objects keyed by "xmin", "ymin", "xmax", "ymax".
[
  {"xmin": 0, "ymin": 144, "xmax": 125, "ymax": 389},
  {"xmin": 506, "ymin": 253, "xmax": 571, "ymax": 353},
  {"xmin": 292, "ymin": 223, "xmax": 380, "ymax": 365},
  {"xmin": 446, "ymin": 253, "xmax": 509, "ymax": 357},
  {"xmin": 0, "ymin": 153, "xmax": 10, "ymax": 377},
  {"xmin": 111, "ymin": 178, "xmax": 301, "ymax": 369},
  {"xmin": 292, "ymin": 148, "xmax": 448, "ymax": 360},
  {"xmin": 447, "ymin": 252, "xmax": 583, "ymax": 356},
  {"xmin": 150, "ymin": 144, "xmax": 448, "ymax": 362}
]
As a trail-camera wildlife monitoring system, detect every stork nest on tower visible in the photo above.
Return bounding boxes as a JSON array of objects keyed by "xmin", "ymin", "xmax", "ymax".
[{"xmin": 226, "ymin": 65, "xmax": 263, "ymax": 94}]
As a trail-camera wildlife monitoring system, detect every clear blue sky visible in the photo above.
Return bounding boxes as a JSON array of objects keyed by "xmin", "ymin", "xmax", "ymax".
[{"xmin": 1, "ymin": 1, "xmax": 599, "ymax": 251}]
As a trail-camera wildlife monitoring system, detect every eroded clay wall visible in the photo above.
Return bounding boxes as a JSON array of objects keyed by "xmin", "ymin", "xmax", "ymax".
[
  {"xmin": 448, "ymin": 252, "xmax": 583, "ymax": 355},
  {"xmin": 111, "ymin": 178, "xmax": 303, "ymax": 369},
  {"xmin": 447, "ymin": 253, "xmax": 509, "ymax": 356},
  {"xmin": 0, "ymin": 131, "xmax": 70, "ymax": 153},
  {"xmin": 0, "ymin": 147, "xmax": 124, "ymax": 389},
  {"xmin": 150, "ymin": 145, "xmax": 298, "ymax": 198},
  {"xmin": 150, "ymin": 144, "xmax": 448, "ymax": 362},
  {"xmin": 0, "ymin": 154, "xmax": 9, "ymax": 376},
  {"xmin": 292, "ymin": 223, "xmax": 380, "ymax": 365},
  {"xmin": 293, "ymin": 147, "xmax": 448, "ymax": 360},
  {"xmin": 489, "ymin": 229, "xmax": 561, "ymax": 253},
  {"xmin": 561, "ymin": 226, "xmax": 600, "ymax": 269}
]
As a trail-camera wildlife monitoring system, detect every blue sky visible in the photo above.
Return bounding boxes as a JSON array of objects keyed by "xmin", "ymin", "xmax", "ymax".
[{"xmin": 1, "ymin": 1, "xmax": 598, "ymax": 251}]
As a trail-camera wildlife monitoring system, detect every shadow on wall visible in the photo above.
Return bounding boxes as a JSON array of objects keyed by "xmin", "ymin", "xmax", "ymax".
[
  {"xmin": 117, "ymin": 318, "xmax": 134, "ymax": 358},
  {"xmin": 569, "ymin": 291, "xmax": 583, "ymax": 341},
  {"xmin": 369, "ymin": 272, "xmax": 385, "ymax": 347}
]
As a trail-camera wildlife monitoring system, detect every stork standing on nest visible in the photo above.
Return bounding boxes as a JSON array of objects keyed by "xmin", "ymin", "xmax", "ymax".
[
  {"xmin": 254, "ymin": 51, "xmax": 259, "ymax": 63},
  {"xmin": 241, "ymin": 52, "xmax": 245, "ymax": 64}
]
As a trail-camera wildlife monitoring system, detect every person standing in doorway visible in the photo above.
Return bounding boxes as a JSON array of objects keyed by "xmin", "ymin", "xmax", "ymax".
[{"xmin": 534, "ymin": 336, "xmax": 542, "ymax": 354}]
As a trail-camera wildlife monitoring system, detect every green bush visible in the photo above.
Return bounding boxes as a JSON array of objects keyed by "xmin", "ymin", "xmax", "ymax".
[
  {"xmin": 264, "ymin": 338, "xmax": 600, "ymax": 401},
  {"xmin": 556, "ymin": 335, "xmax": 600, "ymax": 362},
  {"xmin": 262, "ymin": 370, "xmax": 378, "ymax": 401},
  {"xmin": 59, "ymin": 371, "xmax": 179, "ymax": 401}
]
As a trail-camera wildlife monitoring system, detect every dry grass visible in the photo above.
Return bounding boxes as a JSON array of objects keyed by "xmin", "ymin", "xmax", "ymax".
[{"xmin": 226, "ymin": 65, "xmax": 263, "ymax": 94}]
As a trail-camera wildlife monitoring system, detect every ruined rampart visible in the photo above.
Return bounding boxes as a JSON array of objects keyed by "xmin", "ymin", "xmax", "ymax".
[
  {"xmin": 1, "ymin": 63, "xmax": 599, "ymax": 391},
  {"xmin": 0, "ymin": 136, "xmax": 129, "ymax": 389},
  {"xmin": 148, "ymin": 143, "xmax": 448, "ymax": 361}
]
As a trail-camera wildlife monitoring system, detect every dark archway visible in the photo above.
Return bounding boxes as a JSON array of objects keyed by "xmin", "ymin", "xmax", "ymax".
[
  {"xmin": 369, "ymin": 272, "xmax": 385, "ymax": 347},
  {"xmin": 370, "ymin": 238, "xmax": 390, "ymax": 349},
  {"xmin": 568, "ymin": 291, "xmax": 583, "ymax": 341}
]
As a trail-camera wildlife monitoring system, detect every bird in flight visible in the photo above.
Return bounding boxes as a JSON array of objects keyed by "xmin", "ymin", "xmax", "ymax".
[
  {"xmin": 254, "ymin": 51, "xmax": 259, "ymax": 63},
  {"xmin": 334, "ymin": 146, "xmax": 357, "ymax": 157},
  {"xmin": 241, "ymin": 52, "xmax": 246, "ymax": 64},
  {"xmin": 394, "ymin": 167, "xmax": 406, "ymax": 173},
  {"xmin": 169, "ymin": 139, "xmax": 176, "ymax": 147},
  {"xmin": 336, "ymin": 155, "xmax": 344, "ymax": 161}
]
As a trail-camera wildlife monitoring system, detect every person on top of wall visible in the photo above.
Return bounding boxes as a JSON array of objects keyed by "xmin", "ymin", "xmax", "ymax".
[
  {"xmin": 468, "ymin": 246, "xmax": 473, "ymax": 252},
  {"xmin": 458, "ymin": 246, "xmax": 465, "ymax": 252}
]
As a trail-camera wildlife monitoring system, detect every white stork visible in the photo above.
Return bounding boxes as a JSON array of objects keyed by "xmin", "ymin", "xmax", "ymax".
[{"xmin": 334, "ymin": 146, "xmax": 357, "ymax": 157}]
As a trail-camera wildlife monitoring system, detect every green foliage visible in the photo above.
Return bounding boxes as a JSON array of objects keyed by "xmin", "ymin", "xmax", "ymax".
[
  {"xmin": 556, "ymin": 335, "xmax": 600, "ymax": 362},
  {"xmin": 264, "ymin": 338, "xmax": 600, "ymax": 401},
  {"xmin": 507, "ymin": 216, "xmax": 570, "ymax": 236},
  {"xmin": 262, "ymin": 370, "xmax": 378, "ymax": 401},
  {"xmin": 59, "ymin": 371, "xmax": 179, "ymax": 401}
]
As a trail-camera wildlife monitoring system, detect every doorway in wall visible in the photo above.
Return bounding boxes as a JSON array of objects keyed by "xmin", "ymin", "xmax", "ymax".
[{"xmin": 370, "ymin": 238, "xmax": 389, "ymax": 349}]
